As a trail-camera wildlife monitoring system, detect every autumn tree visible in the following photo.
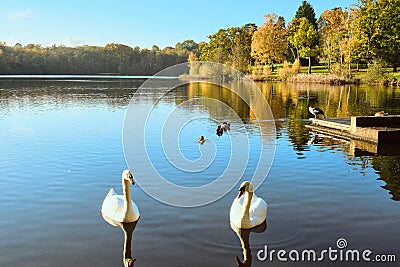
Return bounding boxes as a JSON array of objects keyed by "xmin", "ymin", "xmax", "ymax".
[
  {"xmin": 319, "ymin": 8, "xmax": 346, "ymax": 71},
  {"xmin": 251, "ymin": 14, "xmax": 288, "ymax": 66},
  {"xmin": 319, "ymin": 7, "xmax": 360, "ymax": 78}
]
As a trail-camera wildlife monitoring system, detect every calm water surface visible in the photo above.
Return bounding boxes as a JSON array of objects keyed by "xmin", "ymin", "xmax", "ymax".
[{"xmin": 0, "ymin": 79, "xmax": 399, "ymax": 266}]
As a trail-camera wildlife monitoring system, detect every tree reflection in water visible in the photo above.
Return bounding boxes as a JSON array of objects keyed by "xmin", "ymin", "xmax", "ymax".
[{"xmin": 370, "ymin": 156, "xmax": 400, "ymax": 201}]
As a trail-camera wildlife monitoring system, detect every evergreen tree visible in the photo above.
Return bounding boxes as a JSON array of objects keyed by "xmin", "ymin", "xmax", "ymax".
[{"xmin": 295, "ymin": 0, "xmax": 318, "ymax": 29}]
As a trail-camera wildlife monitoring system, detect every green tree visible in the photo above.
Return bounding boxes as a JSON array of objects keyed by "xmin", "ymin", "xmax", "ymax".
[
  {"xmin": 175, "ymin": 39, "xmax": 199, "ymax": 55},
  {"xmin": 356, "ymin": 0, "xmax": 400, "ymax": 71},
  {"xmin": 200, "ymin": 29, "xmax": 231, "ymax": 63},
  {"xmin": 288, "ymin": 17, "xmax": 319, "ymax": 74},
  {"xmin": 230, "ymin": 23, "xmax": 257, "ymax": 73},
  {"xmin": 295, "ymin": 0, "xmax": 318, "ymax": 28},
  {"xmin": 292, "ymin": 1, "xmax": 319, "ymax": 67},
  {"xmin": 200, "ymin": 24, "xmax": 256, "ymax": 73}
]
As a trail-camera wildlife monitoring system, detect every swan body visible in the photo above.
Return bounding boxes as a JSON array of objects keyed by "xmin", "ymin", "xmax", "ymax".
[
  {"xmin": 101, "ymin": 170, "xmax": 140, "ymax": 226},
  {"xmin": 309, "ymin": 106, "xmax": 325, "ymax": 118},
  {"xmin": 230, "ymin": 181, "xmax": 267, "ymax": 229}
]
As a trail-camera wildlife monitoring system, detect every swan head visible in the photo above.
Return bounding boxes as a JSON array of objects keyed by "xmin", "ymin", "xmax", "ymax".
[
  {"xmin": 124, "ymin": 257, "xmax": 136, "ymax": 267},
  {"xmin": 237, "ymin": 181, "xmax": 254, "ymax": 198},
  {"xmin": 122, "ymin": 170, "xmax": 135, "ymax": 185}
]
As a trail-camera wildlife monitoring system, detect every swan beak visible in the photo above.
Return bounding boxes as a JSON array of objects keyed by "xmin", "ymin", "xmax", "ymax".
[
  {"xmin": 237, "ymin": 187, "xmax": 245, "ymax": 198},
  {"xmin": 128, "ymin": 173, "xmax": 135, "ymax": 185}
]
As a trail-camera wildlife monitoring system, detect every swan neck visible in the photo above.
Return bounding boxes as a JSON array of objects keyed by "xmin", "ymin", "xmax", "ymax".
[
  {"xmin": 244, "ymin": 191, "xmax": 253, "ymax": 213},
  {"xmin": 122, "ymin": 179, "xmax": 132, "ymax": 213},
  {"xmin": 240, "ymin": 191, "xmax": 253, "ymax": 226}
]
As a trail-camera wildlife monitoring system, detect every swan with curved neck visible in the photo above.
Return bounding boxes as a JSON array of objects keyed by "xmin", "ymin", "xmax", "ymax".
[
  {"xmin": 230, "ymin": 181, "xmax": 267, "ymax": 229},
  {"xmin": 101, "ymin": 170, "xmax": 140, "ymax": 225}
]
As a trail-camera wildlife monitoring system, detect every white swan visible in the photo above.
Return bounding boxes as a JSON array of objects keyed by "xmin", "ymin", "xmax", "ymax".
[
  {"xmin": 101, "ymin": 170, "xmax": 140, "ymax": 226},
  {"xmin": 230, "ymin": 181, "xmax": 267, "ymax": 229}
]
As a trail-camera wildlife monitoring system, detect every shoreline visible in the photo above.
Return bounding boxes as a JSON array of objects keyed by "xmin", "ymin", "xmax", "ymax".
[
  {"xmin": 1, "ymin": 73, "xmax": 398, "ymax": 86},
  {"xmin": 0, "ymin": 74, "xmax": 178, "ymax": 80}
]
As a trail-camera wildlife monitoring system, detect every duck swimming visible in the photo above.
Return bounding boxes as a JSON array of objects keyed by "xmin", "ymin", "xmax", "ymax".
[{"xmin": 198, "ymin": 136, "xmax": 205, "ymax": 144}]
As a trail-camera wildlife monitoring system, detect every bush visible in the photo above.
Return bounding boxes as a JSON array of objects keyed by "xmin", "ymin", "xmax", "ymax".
[
  {"xmin": 330, "ymin": 63, "xmax": 342, "ymax": 76},
  {"xmin": 367, "ymin": 60, "xmax": 388, "ymax": 85},
  {"xmin": 277, "ymin": 60, "xmax": 300, "ymax": 81},
  {"xmin": 292, "ymin": 59, "xmax": 300, "ymax": 74},
  {"xmin": 277, "ymin": 61, "xmax": 292, "ymax": 81}
]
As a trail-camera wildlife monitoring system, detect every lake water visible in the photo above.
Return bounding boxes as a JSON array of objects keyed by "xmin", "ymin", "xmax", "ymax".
[{"xmin": 0, "ymin": 79, "xmax": 399, "ymax": 266}]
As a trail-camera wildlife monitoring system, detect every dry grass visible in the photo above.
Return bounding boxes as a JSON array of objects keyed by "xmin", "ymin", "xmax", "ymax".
[{"xmin": 287, "ymin": 73, "xmax": 357, "ymax": 85}]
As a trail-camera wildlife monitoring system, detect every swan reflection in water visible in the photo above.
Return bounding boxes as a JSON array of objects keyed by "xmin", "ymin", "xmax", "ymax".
[
  {"xmin": 102, "ymin": 213, "xmax": 138, "ymax": 267},
  {"xmin": 101, "ymin": 170, "xmax": 140, "ymax": 266},
  {"xmin": 230, "ymin": 181, "xmax": 267, "ymax": 266},
  {"xmin": 231, "ymin": 221, "xmax": 267, "ymax": 267}
]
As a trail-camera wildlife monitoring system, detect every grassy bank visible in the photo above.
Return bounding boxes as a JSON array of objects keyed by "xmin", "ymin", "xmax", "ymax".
[{"xmin": 249, "ymin": 62, "xmax": 400, "ymax": 85}]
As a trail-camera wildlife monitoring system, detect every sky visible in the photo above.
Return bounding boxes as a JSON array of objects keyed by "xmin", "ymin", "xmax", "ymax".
[{"xmin": 1, "ymin": 0, "xmax": 357, "ymax": 49}]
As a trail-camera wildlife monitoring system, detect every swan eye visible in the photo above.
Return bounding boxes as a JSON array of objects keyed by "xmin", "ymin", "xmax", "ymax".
[
  {"xmin": 239, "ymin": 186, "xmax": 245, "ymax": 192},
  {"xmin": 128, "ymin": 173, "xmax": 133, "ymax": 179}
]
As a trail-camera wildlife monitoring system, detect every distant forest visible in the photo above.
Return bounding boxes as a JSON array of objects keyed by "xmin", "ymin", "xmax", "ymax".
[{"xmin": 0, "ymin": 41, "xmax": 198, "ymax": 75}]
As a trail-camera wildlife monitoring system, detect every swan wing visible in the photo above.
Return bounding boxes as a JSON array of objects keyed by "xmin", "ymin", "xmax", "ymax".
[
  {"xmin": 129, "ymin": 200, "xmax": 140, "ymax": 221},
  {"xmin": 249, "ymin": 194, "xmax": 267, "ymax": 227},
  {"xmin": 230, "ymin": 194, "xmax": 267, "ymax": 229},
  {"xmin": 101, "ymin": 188, "xmax": 125, "ymax": 222}
]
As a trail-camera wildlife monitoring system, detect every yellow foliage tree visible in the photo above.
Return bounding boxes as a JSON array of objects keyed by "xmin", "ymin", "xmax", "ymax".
[{"xmin": 251, "ymin": 14, "xmax": 288, "ymax": 66}]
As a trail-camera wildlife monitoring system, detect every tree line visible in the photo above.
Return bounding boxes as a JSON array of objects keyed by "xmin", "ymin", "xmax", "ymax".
[
  {"xmin": 0, "ymin": 41, "xmax": 198, "ymax": 75},
  {"xmin": 0, "ymin": 0, "xmax": 398, "ymax": 77}
]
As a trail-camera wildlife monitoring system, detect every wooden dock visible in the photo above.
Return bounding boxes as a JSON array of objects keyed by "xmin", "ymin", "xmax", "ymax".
[{"xmin": 306, "ymin": 116, "xmax": 400, "ymax": 155}]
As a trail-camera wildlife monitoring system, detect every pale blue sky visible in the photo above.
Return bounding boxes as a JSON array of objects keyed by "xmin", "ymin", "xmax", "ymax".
[{"xmin": 1, "ymin": 0, "xmax": 356, "ymax": 48}]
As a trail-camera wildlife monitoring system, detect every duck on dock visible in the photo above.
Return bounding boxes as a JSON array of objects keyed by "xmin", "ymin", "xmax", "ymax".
[
  {"xmin": 374, "ymin": 111, "xmax": 388, "ymax": 117},
  {"xmin": 309, "ymin": 106, "xmax": 325, "ymax": 118}
]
